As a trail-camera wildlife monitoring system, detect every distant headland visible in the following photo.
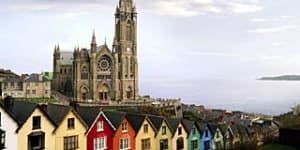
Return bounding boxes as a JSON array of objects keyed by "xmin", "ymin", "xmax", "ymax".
[{"xmin": 259, "ymin": 75, "xmax": 300, "ymax": 81}]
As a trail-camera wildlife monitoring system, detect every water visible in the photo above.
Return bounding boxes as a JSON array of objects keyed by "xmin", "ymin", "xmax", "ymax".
[{"xmin": 140, "ymin": 79, "xmax": 300, "ymax": 115}]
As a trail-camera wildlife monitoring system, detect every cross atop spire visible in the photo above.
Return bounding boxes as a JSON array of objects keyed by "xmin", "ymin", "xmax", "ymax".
[{"xmin": 91, "ymin": 29, "xmax": 97, "ymax": 45}]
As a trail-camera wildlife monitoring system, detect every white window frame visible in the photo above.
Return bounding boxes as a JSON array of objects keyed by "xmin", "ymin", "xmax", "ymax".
[
  {"xmin": 120, "ymin": 137, "xmax": 130, "ymax": 150},
  {"xmin": 94, "ymin": 136, "xmax": 107, "ymax": 150},
  {"xmin": 122, "ymin": 122, "xmax": 128, "ymax": 132},
  {"xmin": 97, "ymin": 121, "xmax": 104, "ymax": 132}
]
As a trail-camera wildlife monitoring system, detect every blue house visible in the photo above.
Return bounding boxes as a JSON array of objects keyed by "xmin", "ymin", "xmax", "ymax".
[{"xmin": 198, "ymin": 122, "xmax": 213, "ymax": 150}]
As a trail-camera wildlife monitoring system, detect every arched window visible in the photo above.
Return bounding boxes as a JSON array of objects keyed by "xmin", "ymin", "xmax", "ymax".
[
  {"xmin": 130, "ymin": 57, "xmax": 134, "ymax": 74},
  {"xmin": 126, "ymin": 20, "xmax": 132, "ymax": 41},
  {"xmin": 125, "ymin": 57, "xmax": 129, "ymax": 75},
  {"xmin": 81, "ymin": 66, "xmax": 88, "ymax": 79}
]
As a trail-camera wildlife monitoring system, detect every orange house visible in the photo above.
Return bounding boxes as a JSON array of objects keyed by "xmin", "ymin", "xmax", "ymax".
[{"xmin": 105, "ymin": 112, "xmax": 136, "ymax": 150}]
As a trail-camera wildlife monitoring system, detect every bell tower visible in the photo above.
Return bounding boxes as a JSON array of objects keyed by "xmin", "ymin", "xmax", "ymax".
[{"xmin": 113, "ymin": 0, "xmax": 138, "ymax": 101}]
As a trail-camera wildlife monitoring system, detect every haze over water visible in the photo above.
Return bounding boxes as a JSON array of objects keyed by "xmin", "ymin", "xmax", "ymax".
[{"xmin": 141, "ymin": 78, "xmax": 300, "ymax": 115}]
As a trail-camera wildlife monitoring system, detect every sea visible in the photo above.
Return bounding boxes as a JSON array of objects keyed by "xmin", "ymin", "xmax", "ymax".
[{"xmin": 140, "ymin": 79, "xmax": 300, "ymax": 115}]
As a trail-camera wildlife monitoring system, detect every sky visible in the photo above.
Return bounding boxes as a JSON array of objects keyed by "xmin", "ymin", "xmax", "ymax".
[{"xmin": 1, "ymin": 0, "xmax": 300, "ymax": 113}]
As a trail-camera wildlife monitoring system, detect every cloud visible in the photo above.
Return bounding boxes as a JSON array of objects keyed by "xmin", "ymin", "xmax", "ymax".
[
  {"xmin": 146, "ymin": 0, "xmax": 263, "ymax": 17},
  {"xmin": 227, "ymin": 2, "xmax": 263, "ymax": 13},
  {"xmin": 250, "ymin": 16, "xmax": 294, "ymax": 23},
  {"xmin": 248, "ymin": 25, "xmax": 298, "ymax": 33}
]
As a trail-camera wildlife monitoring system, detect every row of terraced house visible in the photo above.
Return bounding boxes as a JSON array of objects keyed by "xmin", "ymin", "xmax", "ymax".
[{"xmin": 0, "ymin": 99, "xmax": 264, "ymax": 150}]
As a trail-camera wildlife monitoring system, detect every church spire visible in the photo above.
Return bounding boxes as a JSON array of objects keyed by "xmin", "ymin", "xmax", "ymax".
[{"xmin": 91, "ymin": 30, "xmax": 97, "ymax": 53}]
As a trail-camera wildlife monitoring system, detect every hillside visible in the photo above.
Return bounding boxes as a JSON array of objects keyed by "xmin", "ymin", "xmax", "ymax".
[{"xmin": 259, "ymin": 75, "xmax": 300, "ymax": 81}]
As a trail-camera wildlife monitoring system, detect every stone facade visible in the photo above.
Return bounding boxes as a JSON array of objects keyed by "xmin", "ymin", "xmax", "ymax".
[
  {"xmin": 1, "ymin": 77, "xmax": 23, "ymax": 98},
  {"xmin": 23, "ymin": 74, "xmax": 51, "ymax": 98},
  {"xmin": 52, "ymin": 0, "xmax": 139, "ymax": 103}
]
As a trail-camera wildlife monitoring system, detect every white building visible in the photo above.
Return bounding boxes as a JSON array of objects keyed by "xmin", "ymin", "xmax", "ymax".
[{"xmin": 0, "ymin": 104, "xmax": 18, "ymax": 150}]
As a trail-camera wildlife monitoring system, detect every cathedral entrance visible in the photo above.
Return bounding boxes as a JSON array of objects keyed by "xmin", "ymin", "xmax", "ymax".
[
  {"xmin": 126, "ymin": 86, "xmax": 133, "ymax": 99},
  {"xmin": 80, "ymin": 87, "xmax": 88, "ymax": 101},
  {"xmin": 98, "ymin": 84, "xmax": 110, "ymax": 102}
]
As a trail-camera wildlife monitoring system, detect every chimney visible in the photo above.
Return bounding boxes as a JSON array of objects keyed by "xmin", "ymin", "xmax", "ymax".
[
  {"xmin": 69, "ymin": 100, "xmax": 79, "ymax": 112},
  {"xmin": 3, "ymin": 95, "xmax": 14, "ymax": 111}
]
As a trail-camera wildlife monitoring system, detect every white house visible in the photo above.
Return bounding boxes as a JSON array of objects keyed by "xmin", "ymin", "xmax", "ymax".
[{"xmin": 0, "ymin": 104, "xmax": 18, "ymax": 150}]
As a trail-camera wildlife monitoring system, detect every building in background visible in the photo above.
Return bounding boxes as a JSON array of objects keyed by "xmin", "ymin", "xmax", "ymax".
[
  {"xmin": 23, "ymin": 74, "xmax": 51, "ymax": 98},
  {"xmin": 1, "ymin": 77, "xmax": 23, "ymax": 98},
  {"xmin": 52, "ymin": 0, "xmax": 139, "ymax": 103}
]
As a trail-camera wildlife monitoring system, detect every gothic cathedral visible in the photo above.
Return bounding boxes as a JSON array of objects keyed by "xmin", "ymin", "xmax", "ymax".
[{"xmin": 52, "ymin": 0, "xmax": 139, "ymax": 103}]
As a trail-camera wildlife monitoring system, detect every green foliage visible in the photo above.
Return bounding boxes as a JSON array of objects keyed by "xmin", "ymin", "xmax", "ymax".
[
  {"xmin": 16, "ymin": 98, "xmax": 57, "ymax": 103},
  {"xmin": 258, "ymin": 144, "xmax": 298, "ymax": 150},
  {"xmin": 275, "ymin": 112, "xmax": 300, "ymax": 128}
]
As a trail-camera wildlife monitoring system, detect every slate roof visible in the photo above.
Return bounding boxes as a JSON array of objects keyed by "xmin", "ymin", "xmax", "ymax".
[
  {"xmin": 76, "ymin": 106, "xmax": 99, "ymax": 127},
  {"xmin": 148, "ymin": 115, "xmax": 164, "ymax": 132},
  {"xmin": 60, "ymin": 52, "xmax": 73, "ymax": 65},
  {"xmin": 23, "ymin": 74, "xmax": 50, "ymax": 82},
  {"xmin": 196, "ymin": 121, "xmax": 206, "ymax": 133},
  {"xmin": 126, "ymin": 113, "xmax": 146, "ymax": 133},
  {"xmin": 104, "ymin": 111, "xmax": 126, "ymax": 129},
  {"xmin": 166, "ymin": 118, "xmax": 181, "ymax": 134},
  {"xmin": 237, "ymin": 125, "xmax": 250, "ymax": 141},
  {"xmin": 43, "ymin": 103, "xmax": 70, "ymax": 126},
  {"xmin": 208, "ymin": 123, "xmax": 218, "ymax": 135},
  {"xmin": 230, "ymin": 124, "xmax": 240, "ymax": 137},
  {"xmin": 182, "ymin": 119, "xmax": 195, "ymax": 135},
  {"xmin": 0, "ymin": 100, "xmax": 37, "ymax": 126},
  {"xmin": 2, "ymin": 77, "xmax": 22, "ymax": 83},
  {"xmin": 60, "ymin": 45, "xmax": 111, "ymax": 66}
]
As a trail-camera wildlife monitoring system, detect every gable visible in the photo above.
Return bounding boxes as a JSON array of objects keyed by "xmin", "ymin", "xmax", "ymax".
[
  {"xmin": 54, "ymin": 110, "xmax": 87, "ymax": 134},
  {"xmin": 87, "ymin": 112, "xmax": 115, "ymax": 135},
  {"xmin": 136, "ymin": 118, "xmax": 156, "ymax": 136},
  {"xmin": 17, "ymin": 108, "xmax": 56, "ymax": 133},
  {"xmin": 0, "ymin": 106, "xmax": 18, "ymax": 129}
]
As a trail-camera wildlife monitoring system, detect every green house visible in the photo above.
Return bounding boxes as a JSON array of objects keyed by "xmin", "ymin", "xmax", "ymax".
[{"xmin": 182, "ymin": 119, "xmax": 201, "ymax": 150}]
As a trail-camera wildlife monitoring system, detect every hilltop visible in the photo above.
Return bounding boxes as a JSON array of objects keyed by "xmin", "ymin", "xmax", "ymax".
[{"xmin": 259, "ymin": 75, "xmax": 300, "ymax": 81}]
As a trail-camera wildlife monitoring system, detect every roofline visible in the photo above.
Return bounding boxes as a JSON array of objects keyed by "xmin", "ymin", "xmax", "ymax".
[
  {"xmin": 16, "ymin": 106, "xmax": 57, "ymax": 133},
  {"xmin": 86, "ymin": 111, "xmax": 116, "ymax": 135}
]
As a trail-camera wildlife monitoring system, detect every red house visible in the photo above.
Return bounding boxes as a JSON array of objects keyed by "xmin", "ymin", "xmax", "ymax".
[
  {"xmin": 86, "ymin": 111, "xmax": 116, "ymax": 150},
  {"xmin": 104, "ymin": 112, "xmax": 136, "ymax": 150}
]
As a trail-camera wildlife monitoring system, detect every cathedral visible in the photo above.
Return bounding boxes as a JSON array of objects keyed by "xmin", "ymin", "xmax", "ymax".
[{"xmin": 52, "ymin": 0, "xmax": 139, "ymax": 103}]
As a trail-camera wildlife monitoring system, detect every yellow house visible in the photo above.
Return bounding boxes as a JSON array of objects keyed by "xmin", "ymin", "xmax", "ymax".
[
  {"xmin": 154, "ymin": 119, "xmax": 173, "ymax": 150},
  {"xmin": 126, "ymin": 114, "xmax": 157, "ymax": 150},
  {"xmin": 16, "ymin": 105, "xmax": 56, "ymax": 150},
  {"xmin": 167, "ymin": 118, "xmax": 188, "ymax": 150},
  {"xmin": 45, "ymin": 104, "xmax": 88, "ymax": 150}
]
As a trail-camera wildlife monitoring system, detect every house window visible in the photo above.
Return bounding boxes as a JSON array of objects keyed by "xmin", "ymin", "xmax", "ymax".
[
  {"xmin": 10, "ymin": 82, "xmax": 14, "ymax": 87},
  {"xmin": 26, "ymin": 90, "xmax": 30, "ymax": 95},
  {"xmin": 160, "ymin": 139, "xmax": 168, "ymax": 150},
  {"xmin": 141, "ymin": 138, "xmax": 150, "ymax": 150},
  {"xmin": 32, "ymin": 116, "xmax": 41, "ymax": 129},
  {"xmin": 205, "ymin": 130, "xmax": 208, "ymax": 137},
  {"xmin": 178, "ymin": 127, "xmax": 182, "ymax": 135},
  {"xmin": 176, "ymin": 137, "xmax": 184, "ymax": 150},
  {"xmin": 0, "ymin": 112, "xmax": 1, "ymax": 126},
  {"xmin": 28, "ymin": 132, "xmax": 45, "ymax": 150},
  {"xmin": 122, "ymin": 122, "xmax": 127, "ymax": 132},
  {"xmin": 64, "ymin": 135, "xmax": 78, "ymax": 150},
  {"xmin": 191, "ymin": 140, "xmax": 198, "ymax": 150},
  {"xmin": 97, "ymin": 121, "xmax": 103, "ymax": 132},
  {"xmin": 45, "ymin": 90, "xmax": 48, "ymax": 95},
  {"xmin": 120, "ymin": 137, "xmax": 130, "ymax": 150},
  {"xmin": 216, "ymin": 131, "xmax": 220, "ymax": 138},
  {"xmin": 67, "ymin": 118, "xmax": 75, "ymax": 129},
  {"xmin": 32, "ymin": 90, "xmax": 36, "ymax": 95},
  {"xmin": 162, "ymin": 126, "xmax": 166, "ymax": 135},
  {"xmin": 94, "ymin": 136, "xmax": 107, "ymax": 150},
  {"xmin": 144, "ymin": 124, "xmax": 148, "ymax": 133},
  {"xmin": 0, "ymin": 130, "xmax": 5, "ymax": 149},
  {"xmin": 192, "ymin": 127, "xmax": 196, "ymax": 135}
]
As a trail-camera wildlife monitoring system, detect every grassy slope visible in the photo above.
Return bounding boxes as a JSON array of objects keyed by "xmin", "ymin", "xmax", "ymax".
[{"xmin": 258, "ymin": 144, "xmax": 298, "ymax": 150}]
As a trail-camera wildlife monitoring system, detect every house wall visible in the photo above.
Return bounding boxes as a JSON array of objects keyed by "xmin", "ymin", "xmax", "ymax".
[
  {"xmin": 172, "ymin": 123, "xmax": 188, "ymax": 150},
  {"xmin": 0, "ymin": 107, "xmax": 18, "ymax": 150},
  {"xmin": 212, "ymin": 128, "xmax": 224, "ymax": 150},
  {"xmin": 23, "ymin": 81, "xmax": 51, "ymax": 98},
  {"xmin": 135, "ymin": 119, "xmax": 156, "ymax": 150},
  {"xmin": 155, "ymin": 120, "xmax": 172, "ymax": 150},
  {"xmin": 201, "ymin": 126, "xmax": 213, "ymax": 150},
  {"xmin": 55, "ymin": 111, "xmax": 86, "ymax": 150},
  {"xmin": 188, "ymin": 125, "xmax": 201, "ymax": 150},
  {"xmin": 17, "ymin": 108, "xmax": 55, "ymax": 150},
  {"xmin": 113, "ymin": 118, "xmax": 135, "ymax": 150},
  {"xmin": 87, "ymin": 114, "xmax": 114, "ymax": 150}
]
